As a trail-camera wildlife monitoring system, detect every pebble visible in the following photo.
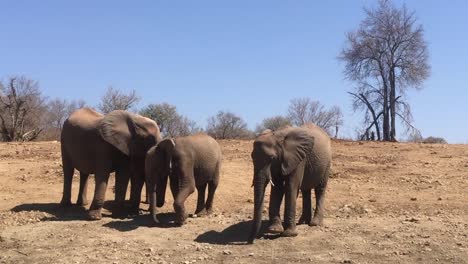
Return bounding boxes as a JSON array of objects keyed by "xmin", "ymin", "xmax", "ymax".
[{"xmin": 223, "ymin": 250, "xmax": 232, "ymax": 255}]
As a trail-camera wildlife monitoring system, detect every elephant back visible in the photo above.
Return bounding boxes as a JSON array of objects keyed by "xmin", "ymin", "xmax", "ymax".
[
  {"xmin": 176, "ymin": 133, "xmax": 221, "ymax": 167},
  {"xmin": 66, "ymin": 108, "xmax": 104, "ymax": 129}
]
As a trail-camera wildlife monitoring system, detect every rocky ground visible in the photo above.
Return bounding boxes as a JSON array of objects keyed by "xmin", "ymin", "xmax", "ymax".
[{"xmin": 0, "ymin": 140, "xmax": 467, "ymax": 264}]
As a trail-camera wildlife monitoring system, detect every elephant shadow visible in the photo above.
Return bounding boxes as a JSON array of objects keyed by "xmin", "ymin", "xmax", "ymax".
[
  {"xmin": 194, "ymin": 220, "xmax": 281, "ymax": 245},
  {"xmin": 10, "ymin": 201, "xmax": 116, "ymax": 222},
  {"xmin": 102, "ymin": 212, "xmax": 180, "ymax": 232}
]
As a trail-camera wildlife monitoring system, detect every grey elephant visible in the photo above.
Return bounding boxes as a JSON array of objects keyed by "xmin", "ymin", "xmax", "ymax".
[
  {"xmin": 60, "ymin": 108, "xmax": 162, "ymax": 220},
  {"xmin": 145, "ymin": 134, "xmax": 222, "ymax": 226},
  {"xmin": 248, "ymin": 124, "xmax": 331, "ymax": 243}
]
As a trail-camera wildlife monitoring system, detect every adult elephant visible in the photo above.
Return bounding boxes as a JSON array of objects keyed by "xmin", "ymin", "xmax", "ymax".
[
  {"xmin": 60, "ymin": 108, "xmax": 162, "ymax": 220},
  {"xmin": 145, "ymin": 134, "xmax": 222, "ymax": 226},
  {"xmin": 248, "ymin": 124, "xmax": 331, "ymax": 243}
]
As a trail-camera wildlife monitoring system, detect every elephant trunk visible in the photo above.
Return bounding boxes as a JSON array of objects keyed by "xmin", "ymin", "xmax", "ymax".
[
  {"xmin": 145, "ymin": 153, "xmax": 163, "ymax": 224},
  {"xmin": 248, "ymin": 166, "xmax": 270, "ymax": 244},
  {"xmin": 156, "ymin": 170, "xmax": 168, "ymax": 208},
  {"xmin": 149, "ymin": 190, "xmax": 159, "ymax": 224}
]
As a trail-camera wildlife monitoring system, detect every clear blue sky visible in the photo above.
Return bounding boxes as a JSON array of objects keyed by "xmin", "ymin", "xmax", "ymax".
[{"xmin": 1, "ymin": 1, "xmax": 467, "ymax": 143}]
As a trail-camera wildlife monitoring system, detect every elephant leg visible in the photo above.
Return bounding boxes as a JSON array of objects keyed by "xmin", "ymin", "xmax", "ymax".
[
  {"xmin": 129, "ymin": 175, "xmax": 144, "ymax": 216},
  {"xmin": 204, "ymin": 179, "xmax": 218, "ymax": 215},
  {"xmin": 205, "ymin": 161, "xmax": 221, "ymax": 215},
  {"xmin": 267, "ymin": 184, "xmax": 284, "ymax": 234},
  {"xmin": 169, "ymin": 174, "xmax": 179, "ymax": 198},
  {"xmin": 311, "ymin": 183, "xmax": 327, "ymax": 226},
  {"xmin": 76, "ymin": 172, "xmax": 89, "ymax": 206},
  {"xmin": 113, "ymin": 166, "xmax": 130, "ymax": 217},
  {"xmin": 173, "ymin": 164, "xmax": 195, "ymax": 225},
  {"xmin": 281, "ymin": 178, "xmax": 300, "ymax": 237},
  {"xmin": 60, "ymin": 151, "xmax": 74, "ymax": 207},
  {"xmin": 194, "ymin": 183, "xmax": 207, "ymax": 216},
  {"xmin": 88, "ymin": 171, "xmax": 110, "ymax": 220},
  {"xmin": 174, "ymin": 185, "xmax": 194, "ymax": 225},
  {"xmin": 298, "ymin": 189, "xmax": 312, "ymax": 225}
]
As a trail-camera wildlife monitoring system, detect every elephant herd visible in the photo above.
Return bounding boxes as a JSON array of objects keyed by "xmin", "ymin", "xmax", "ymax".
[{"xmin": 60, "ymin": 108, "xmax": 332, "ymax": 244}]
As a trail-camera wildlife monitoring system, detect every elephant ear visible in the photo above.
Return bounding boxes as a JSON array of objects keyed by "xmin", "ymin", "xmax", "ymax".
[
  {"xmin": 281, "ymin": 129, "xmax": 315, "ymax": 175},
  {"xmin": 98, "ymin": 110, "xmax": 133, "ymax": 156}
]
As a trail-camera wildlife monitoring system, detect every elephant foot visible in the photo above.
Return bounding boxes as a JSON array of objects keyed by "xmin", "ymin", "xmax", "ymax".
[
  {"xmin": 127, "ymin": 206, "xmax": 140, "ymax": 217},
  {"xmin": 193, "ymin": 208, "xmax": 211, "ymax": 217},
  {"xmin": 175, "ymin": 213, "xmax": 187, "ymax": 226},
  {"xmin": 266, "ymin": 221, "xmax": 284, "ymax": 234},
  {"xmin": 76, "ymin": 200, "xmax": 89, "ymax": 207},
  {"xmin": 298, "ymin": 214, "xmax": 311, "ymax": 225},
  {"xmin": 281, "ymin": 228, "xmax": 298, "ymax": 237},
  {"xmin": 87, "ymin": 210, "xmax": 102, "ymax": 221},
  {"xmin": 310, "ymin": 216, "xmax": 323, "ymax": 226},
  {"xmin": 59, "ymin": 199, "xmax": 72, "ymax": 207}
]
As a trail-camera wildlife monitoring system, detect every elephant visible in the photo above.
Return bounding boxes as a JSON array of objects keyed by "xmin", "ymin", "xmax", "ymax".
[
  {"xmin": 60, "ymin": 108, "xmax": 162, "ymax": 220},
  {"xmin": 248, "ymin": 124, "xmax": 331, "ymax": 243},
  {"xmin": 145, "ymin": 133, "xmax": 222, "ymax": 226}
]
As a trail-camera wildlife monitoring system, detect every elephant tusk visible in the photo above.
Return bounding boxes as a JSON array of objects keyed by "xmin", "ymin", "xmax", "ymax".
[{"xmin": 269, "ymin": 178, "xmax": 275, "ymax": 187}]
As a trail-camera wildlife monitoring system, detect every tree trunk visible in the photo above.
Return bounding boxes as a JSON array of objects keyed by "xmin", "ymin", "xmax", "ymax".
[{"xmin": 389, "ymin": 68, "xmax": 397, "ymax": 142}]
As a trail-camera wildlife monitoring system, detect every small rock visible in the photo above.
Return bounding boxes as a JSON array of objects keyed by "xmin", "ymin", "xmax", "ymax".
[
  {"xmin": 248, "ymin": 253, "xmax": 254, "ymax": 256},
  {"xmin": 438, "ymin": 197, "xmax": 442, "ymax": 201},
  {"xmin": 342, "ymin": 259, "xmax": 352, "ymax": 264},
  {"xmin": 223, "ymin": 250, "xmax": 232, "ymax": 255},
  {"xmin": 410, "ymin": 197, "xmax": 417, "ymax": 201},
  {"xmin": 368, "ymin": 199, "xmax": 376, "ymax": 203}
]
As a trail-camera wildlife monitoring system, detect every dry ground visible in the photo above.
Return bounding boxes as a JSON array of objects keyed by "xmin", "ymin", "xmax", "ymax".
[{"xmin": 0, "ymin": 140, "xmax": 467, "ymax": 264}]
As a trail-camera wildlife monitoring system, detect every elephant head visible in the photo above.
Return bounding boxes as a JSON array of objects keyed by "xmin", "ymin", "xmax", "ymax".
[
  {"xmin": 98, "ymin": 110, "xmax": 162, "ymax": 158},
  {"xmin": 145, "ymin": 138, "xmax": 176, "ymax": 224},
  {"xmin": 248, "ymin": 128, "xmax": 314, "ymax": 243}
]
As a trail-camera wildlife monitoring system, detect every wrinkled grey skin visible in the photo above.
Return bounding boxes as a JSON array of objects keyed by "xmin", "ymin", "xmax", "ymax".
[
  {"xmin": 60, "ymin": 108, "xmax": 162, "ymax": 220},
  {"xmin": 248, "ymin": 124, "xmax": 331, "ymax": 243},
  {"xmin": 145, "ymin": 134, "xmax": 222, "ymax": 226}
]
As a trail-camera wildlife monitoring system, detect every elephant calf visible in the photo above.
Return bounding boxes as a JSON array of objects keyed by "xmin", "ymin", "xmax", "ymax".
[{"xmin": 145, "ymin": 134, "xmax": 222, "ymax": 226}]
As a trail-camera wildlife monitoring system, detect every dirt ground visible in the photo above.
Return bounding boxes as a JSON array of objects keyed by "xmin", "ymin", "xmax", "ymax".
[{"xmin": 0, "ymin": 139, "xmax": 467, "ymax": 264}]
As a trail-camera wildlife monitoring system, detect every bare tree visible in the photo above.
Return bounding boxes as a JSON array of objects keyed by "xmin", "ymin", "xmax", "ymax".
[
  {"xmin": 140, "ymin": 103, "xmax": 200, "ymax": 137},
  {"xmin": 329, "ymin": 106, "xmax": 344, "ymax": 139},
  {"xmin": 206, "ymin": 111, "xmax": 251, "ymax": 139},
  {"xmin": 42, "ymin": 99, "xmax": 87, "ymax": 140},
  {"xmin": 0, "ymin": 76, "xmax": 48, "ymax": 141},
  {"xmin": 340, "ymin": 0, "xmax": 430, "ymax": 141},
  {"xmin": 98, "ymin": 86, "xmax": 140, "ymax": 114},
  {"xmin": 255, "ymin": 115, "xmax": 291, "ymax": 134},
  {"xmin": 287, "ymin": 97, "xmax": 343, "ymax": 136}
]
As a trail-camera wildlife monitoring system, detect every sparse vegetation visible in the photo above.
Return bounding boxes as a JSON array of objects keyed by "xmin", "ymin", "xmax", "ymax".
[
  {"xmin": 286, "ymin": 97, "xmax": 343, "ymax": 137},
  {"xmin": 0, "ymin": 76, "xmax": 48, "ymax": 141},
  {"xmin": 206, "ymin": 111, "xmax": 253, "ymax": 139},
  {"xmin": 422, "ymin": 136, "xmax": 447, "ymax": 144},
  {"xmin": 139, "ymin": 103, "xmax": 201, "ymax": 137},
  {"xmin": 340, "ymin": 0, "xmax": 430, "ymax": 141},
  {"xmin": 97, "ymin": 86, "xmax": 140, "ymax": 114},
  {"xmin": 255, "ymin": 115, "xmax": 291, "ymax": 134}
]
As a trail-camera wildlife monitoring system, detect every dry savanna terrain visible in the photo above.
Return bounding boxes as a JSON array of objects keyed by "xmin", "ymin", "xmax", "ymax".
[{"xmin": 0, "ymin": 140, "xmax": 467, "ymax": 264}]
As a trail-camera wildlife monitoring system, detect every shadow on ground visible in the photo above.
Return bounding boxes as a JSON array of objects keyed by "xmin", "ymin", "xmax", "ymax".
[
  {"xmin": 103, "ymin": 212, "xmax": 179, "ymax": 232},
  {"xmin": 195, "ymin": 220, "xmax": 281, "ymax": 245},
  {"xmin": 10, "ymin": 201, "xmax": 117, "ymax": 221}
]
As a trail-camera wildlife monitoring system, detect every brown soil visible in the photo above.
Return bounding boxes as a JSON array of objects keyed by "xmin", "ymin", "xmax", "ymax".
[{"xmin": 0, "ymin": 140, "xmax": 467, "ymax": 264}]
